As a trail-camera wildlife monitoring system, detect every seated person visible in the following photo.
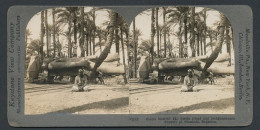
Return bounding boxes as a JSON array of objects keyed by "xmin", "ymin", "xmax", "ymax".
[
  {"xmin": 181, "ymin": 69, "xmax": 199, "ymax": 92},
  {"xmin": 72, "ymin": 69, "xmax": 89, "ymax": 92}
]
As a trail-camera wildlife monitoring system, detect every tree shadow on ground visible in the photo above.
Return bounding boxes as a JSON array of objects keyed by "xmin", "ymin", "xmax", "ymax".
[
  {"xmin": 155, "ymin": 97, "xmax": 234, "ymax": 114},
  {"xmin": 48, "ymin": 97, "xmax": 129, "ymax": 114},
  {"xmin": 130, "ymin": 85, "xmax": 181, "ymax": 95},
  {"xmin": 25, "ymin": 85, "xmax": 72, "ymax": 94}
]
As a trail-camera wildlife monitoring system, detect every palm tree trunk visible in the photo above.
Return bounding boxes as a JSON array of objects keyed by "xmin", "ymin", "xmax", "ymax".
[
  {"xmin": 98, "ymin": 30, "xmax": 102, "ymax": 52},
  {"xmin": 196, "ymin": 33, "xmax": 200, "ymax": 56},
  {"xmin": 120, "ymin": 27, "xmax": 127, "ymax": 83},
  {"xmin": 89, "ymin": 32, "xmax": 92, "ymax": 55},
  {"xmin": 45, "ymin": 10, "xmax": 49, "ymax": 57},
  {"xmin": 80, "ymin": 7, "xmax": 85, "ymax": 57},
  {"xmin": 151, "ymin": 8, "xmax": 155, "ymax": 63},
  {"xmin": 92, "ymin": 10, "xmax": 96, "ymax": 55},
  {"xmin": 40, "ymin": 11, "xmax": 44, "ymax": 60},
  {"xmin": 190, "ymin": 7, "xmax": 196, "ymax": 57},
  {"xmin": 226, "ymin": 26, "xmax": 231, "ymax": 65},
  {"xmin": 167, "ymin": 33, "xmax": 171, "ymax": 57},
  {"xmin": 159, "ymin": 32, "xmax": 162, "ymax": 53},
  {"xmin": 73, "ymin": 11, "xmax": 77, "ymax": 51},
  {"xmin": 115, "ymin": 13, "xmax": 120, "ymax": 54},
  {"xmin": 156, "ymin": 8, "xmax": 159, "ymax": 57},
  {"xmin": 163, "ymin": 7, "xmax": 167, "ymax": 58},
  {"xmin": 126, "ymin": 31, "xmax": 131, "ymax": 78},
  {"xmin": 85, "ymin": 34, "xmax": 89, "ymax": 56},
  {"xmin": 133, "ymin": 18, "xmax": 137, "ymax": 78},
  {"xmin": 184, "ymin": 12, "xmax": 188, "ymax": 51},
  {"xmin": 68, "ymin": 21, "xmax": 72, "ymax": 58},
  {"xmin": 203, "ymin": 10, "xmax": 207, "ymax": 56},
  {"xmin": 210, "ymin": 34, "xmax": 213, "ymax": 52},
  {"xmin": 52, "ymin": 9, "xmax": 56, "ymax": 58},
  {"xmin": 200, "ymin": 34, "xmax": 203, "ymax": 55},
  {"xmin": 178, "ymin": 20, "xmax": 183, "ymax": 58}
]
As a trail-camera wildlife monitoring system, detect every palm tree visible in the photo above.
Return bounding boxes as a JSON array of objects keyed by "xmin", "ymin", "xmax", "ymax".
[
  {"xmin": 182, "ymin": 7, "xmax": 189, "ymax": 57},
  {"xmin": 162, "ymin": 7, "xmax": 167, "ymax": 58},
  {"xmin": 223, "ymin": 18, "xmax": 232, "ymax": 65},
  {"xmin": 52, "ymin": 8, "xmax": 56, "ymax": 58},
  {"xmin": 55, "ymin": 7, "xmax": 79, "ymax": 57},
  {"xmin": 120, "ymin": 25, "xmax": 127, "ymax": 83},
  {"xmin": 27, "ymin": 39, "xmax": 42, "ymax": 56},
  {"xmin": 203, "ymin": 9, "xmax": 207, "ymax": 55},
  {"xmin": 88, "ymin": 11, "xmax": 116, "ymax": 82},
  {"xmin": 189, "ymin": 7, "xmax": 196, "ymax": 57},
  {"xmin": 138, "ymin": 40, "xmax": 153, "ymax": 56},
  {"xmin": 155, "ymin": 8, "xmax": 160, "ymax": 57},
  {"xmin": 40, "ymin": 11, "xmax": 44, "ymax": 59},
  {"xmin": 90, "ymin": 8, "xmax": 97, "ymax": 55},
  {"xmin": 44, "ymin": 10, "xmax": 49, "ymax": 57},
  {"xmin": 95, "ymin": 27, "xmax": 108, "ymax": 53},
  {"xmin": 55, "ymin": 8, "xmax": 72, "ymax": 57},
  {"xmin": 133, "ymin": 18, "xmax": 137, "ymax": 78},
  {"xmin": 168, "ymin": 7, "xmax": 189, "ymax": 58},
  {"xmin": 203, "ymin": 14, "xmax": 227, "ymax": 71},
  {"xmin": 151, "ymin": 8, "xmax": 155, "ymax": 63},
  {"xmin": 25, "ymin": 29, "xmax": 32, "ymax": 49},
  {"xmin": 79, "ymin": 7, "xmax": 85, "ymax": 57}
]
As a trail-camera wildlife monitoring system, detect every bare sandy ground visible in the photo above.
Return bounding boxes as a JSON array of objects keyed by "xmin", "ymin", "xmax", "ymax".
[
  {"xmin": 25, "ymin": 83, "xmax": 129, "ymax": 115},
  {"xmin": 25, "ymin": 76, "xmax": 234, "ymax": 115},
  {"xmin": 129, "ymin": 84, "xmax": 234, "ymax": 114}
]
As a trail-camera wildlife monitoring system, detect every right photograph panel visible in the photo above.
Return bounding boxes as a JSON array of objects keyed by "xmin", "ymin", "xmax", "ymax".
[{"xmin": 128, "ymin": 6, "xmax": 235, "ymax": 114}]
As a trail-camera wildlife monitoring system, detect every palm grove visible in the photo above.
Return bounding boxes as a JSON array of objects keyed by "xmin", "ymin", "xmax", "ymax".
[
  {"xmin": 129, "ymin": 7, "xmax": 233, "ymax": 80},
  {"xmin": 25, "ymin": 6, "xmax": 233, "ymax": 83}
]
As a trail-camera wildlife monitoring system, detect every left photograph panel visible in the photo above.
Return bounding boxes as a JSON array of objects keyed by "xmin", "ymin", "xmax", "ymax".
[{"xmin": 24, "ymin": 7, "xmax": 130, "ymax": 115}]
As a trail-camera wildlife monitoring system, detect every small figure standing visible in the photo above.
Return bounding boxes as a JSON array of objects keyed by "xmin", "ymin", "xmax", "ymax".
[
  {"xmin": 181, "ymin": 69, "xmax": 199, "ymax": 92},
  {"xmin": 96, "ymin": 71, "xmax": 104, "ymax": 84},
  {"xmin": 72, "ymin": 69, "xmax": 89, "ymax": 92},
  {"xmin": 208, "ymin": 72, "xmax": 215, "ymax": 85}
]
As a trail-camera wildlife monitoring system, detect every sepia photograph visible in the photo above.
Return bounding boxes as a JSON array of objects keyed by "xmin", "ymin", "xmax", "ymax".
[
  {"xmin": 24, "ymin": 6, "xmax": 234, "ymax": 115},
  {"xmin": 128, "ymin": 7, "xmax": 234, "ymax": 114},
  {"xmin": 25, "ymin": 7, "xmax": 130, "ymax": 114}
]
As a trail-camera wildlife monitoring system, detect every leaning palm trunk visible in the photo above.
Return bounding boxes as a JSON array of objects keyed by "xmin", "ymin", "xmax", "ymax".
[
  {"xmin": 88, "ymin": 11, "xmax": 116, "ymax": 82},
  {"xmin": 203, "ymin": 14, "xmax": 226, "ymax": 71}
]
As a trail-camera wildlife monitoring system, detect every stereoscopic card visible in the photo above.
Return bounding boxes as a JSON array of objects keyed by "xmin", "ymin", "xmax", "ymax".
[{"xmin": 7, "ymin": 5, "xmax": 253, "ymax": 127}]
